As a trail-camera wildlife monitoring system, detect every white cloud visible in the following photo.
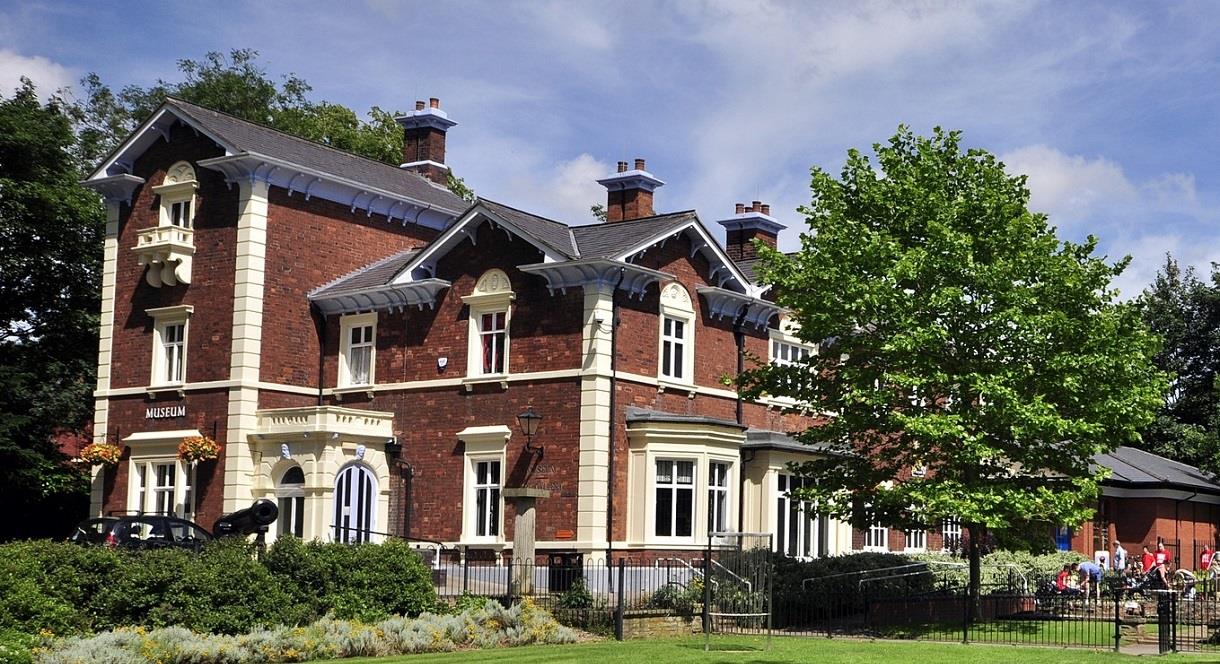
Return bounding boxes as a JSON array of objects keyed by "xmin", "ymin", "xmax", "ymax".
[
  {"xmin": 1000, "ymin": 145, "xmax": 1137, "ymax": 225},
  {"xmin": 522, "ymin": 1, "xmax": 613, "ymax": 52},
  {"xmin": 0, "ymin": 49, "xmax": 76, "ymax": 98}
]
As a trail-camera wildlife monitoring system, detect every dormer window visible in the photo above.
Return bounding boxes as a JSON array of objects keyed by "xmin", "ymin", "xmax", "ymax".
[
  {"xmin": 462, "ymin": 269, "xmax": 515, "ymax": 381},
  {"xmin": 339, "ymin": 313, "xmax": 377, "ymax": 387}
]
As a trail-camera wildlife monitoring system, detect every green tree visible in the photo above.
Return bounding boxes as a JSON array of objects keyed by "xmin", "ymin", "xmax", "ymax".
[
  {"xmin": 739, "ymin": 127, "xmax": 1167, "ymax": 600},
  {"xmin": 1136, "ymin": 256, "xmax": 1220, "ymax": 472},
  {"xmin": 0, "ymin": 80, "xmax": 103, "ymax": 537}
]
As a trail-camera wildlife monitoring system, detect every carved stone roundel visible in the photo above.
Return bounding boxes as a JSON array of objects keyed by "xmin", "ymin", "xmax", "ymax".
[{"xmin": 164, "ymin": 161, "xmax": 196, "ymax": 185}]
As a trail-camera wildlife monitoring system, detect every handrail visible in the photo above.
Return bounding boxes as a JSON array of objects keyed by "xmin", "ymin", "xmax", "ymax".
[
  {"xmin": 803, "ymin": 560, "xmax": 1030, "ymax": 594},
  {"xmin": 711, "ymin": 559, "xmax": 753, "ymax": 593},
  {"xmin": 802, "ymin": 562, "xmax": 929, "ymax": 590},
  {"xmin": 653, "ymin": 557, "xmax": 718, "ymax": 590}
]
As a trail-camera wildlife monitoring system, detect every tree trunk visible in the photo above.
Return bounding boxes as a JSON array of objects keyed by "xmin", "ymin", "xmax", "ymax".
[{"xmin": 967, "ymin": 523, "xmax": 984, "ymax": 621}]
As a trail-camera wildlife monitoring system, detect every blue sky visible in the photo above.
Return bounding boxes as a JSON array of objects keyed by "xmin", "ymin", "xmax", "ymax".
[{"xmin": 3, "ymin": 1, "xmax": 1218, "ymax": 297}]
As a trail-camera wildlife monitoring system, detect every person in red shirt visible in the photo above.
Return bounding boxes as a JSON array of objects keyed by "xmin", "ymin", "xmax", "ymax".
[
  {"xmin": 1202, "ymin": 544, "xmax": 1214, "ymax": 571},
  {"xmin": 1056, "ymin": 564, "xmax": 1073, "ymax": 593},
  {"xmin": 1156, "ymin": 542, "xmax": 1169, "ymax": 567},
  {"xmin": 1142, "ymin": 545, "xmax": 1156, "ymax": 574}
]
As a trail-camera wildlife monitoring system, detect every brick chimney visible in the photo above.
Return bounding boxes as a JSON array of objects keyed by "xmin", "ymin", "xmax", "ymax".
[
  {"xmin": 395, "ymin": 97, "xmax": 457, "ymax": 184},
  {"xmin": 717, "ymin": 201, "xmax": 786, "ymax": 261},
  {"xmin": 596, "ymin": 157, "xmax": 665, "ymax": 222}
]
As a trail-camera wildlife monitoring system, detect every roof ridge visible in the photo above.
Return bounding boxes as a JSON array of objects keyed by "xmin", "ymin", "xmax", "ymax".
[
  {"xmin": 478, "ymin": 197, "xmax": 571, "ymax": 228},
  {"xmin": 572, "ymin": 209, "xmax": 698, "ymax": 230},
  {"xmin": 308, "ymin": 246, "xmax": 421, "ymax": 297},
  {"xmin": 165, "ymin": 97, "xmax": 455, "ymax": 195}
]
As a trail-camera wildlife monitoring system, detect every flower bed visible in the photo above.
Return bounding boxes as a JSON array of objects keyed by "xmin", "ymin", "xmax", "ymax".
[{"xmin": 33, "ymin": 600, "xmax": 577, "ymax": 664}]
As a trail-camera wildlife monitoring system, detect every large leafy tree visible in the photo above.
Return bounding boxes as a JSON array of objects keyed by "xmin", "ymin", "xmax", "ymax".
[
  {"xmin": 740, "ymin": 127, "xmax": 1167, "ymax": 599},
  {"xmin": 1136, "ymin": 256, "xmax": 1220, "ymax": 472},
  {"xmin": 0, "ymin": 80, "xmax": 104, "ymax": 537}
]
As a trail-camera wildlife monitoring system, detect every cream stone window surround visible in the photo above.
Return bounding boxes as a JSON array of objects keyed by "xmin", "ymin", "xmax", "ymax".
[
  {"xmin": 138, "ymin": 161, "xmax": 197, "ymax": 288},
  {"xmin": 146, "ymin": 305, "xmax": 193, "ymax": 394},
  {"xmin": 626, "ymin": 420, "xmax": 742, "ymax": 548},
  {"xmin": 124, "ymin": 428, "xmax": 201, "ymax": 518},
  {"xmin": 337, "ymin": 312, "xmax": 377, "ymax": 392},
  {"xmin": 462, "ymin": 269, "xmax": 515, "ymax": 390},
  {"xmin": 657, "ymin": 282, "xmax": 695, "ymax": 391},
  {"xmin": 458, "ymin": 425, "xmax": 511, "ymax": 545}
]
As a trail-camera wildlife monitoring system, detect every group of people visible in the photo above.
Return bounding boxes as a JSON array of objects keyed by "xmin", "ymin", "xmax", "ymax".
[{"xmin": 1052, "ymin": 540, "xmax": 1216, "ymax": 599}]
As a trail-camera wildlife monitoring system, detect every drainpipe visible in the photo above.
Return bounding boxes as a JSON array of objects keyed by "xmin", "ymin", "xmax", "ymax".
[
  {"xmin": 605, "ymin": 267, "xmax": 626, "ymax": 562},
  {"xmin": 731, "ymin": 304, "xmax": 749, "ymax": 532},
  {"xmin": 310, "ymin": 302, "xmax": 326, "ymax": 406}
]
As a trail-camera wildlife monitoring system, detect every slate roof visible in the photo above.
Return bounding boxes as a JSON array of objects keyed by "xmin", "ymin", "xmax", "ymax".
[
  {"xmin": 165, "ymin": 98, "xmax": 468, "ymax": 213},
  {"xmin": 735, "ymin": 257, "xmax": 761, "ymax": 283},
  {"xmin": 1094, "ymin": 446, "xmax": 1220, "ymax": 495},
  {"xmin": 571, "ymin": 210, "xmax": 699, "ymax": 258},
  {"xmin": 479, "ymin": 199, "xmax": 578, "ymax": 259},
  {"xmin": 624, "ymin": 407, "xmax": 745, "ymax": 430},
  {"xmin": 310, "ymin": 248, "xmax": 422, "ymax": 298}
]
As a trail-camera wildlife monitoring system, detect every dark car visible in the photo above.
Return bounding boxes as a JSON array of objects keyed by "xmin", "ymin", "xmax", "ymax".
[{"xmin": 69, "ymin": 515, "xmax": 213, "ymax": 551}]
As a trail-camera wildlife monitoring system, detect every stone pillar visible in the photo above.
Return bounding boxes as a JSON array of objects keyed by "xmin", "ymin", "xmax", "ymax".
[{"xmin": 504, "ymin": 487, "xmax": 550, "ymax": 595}]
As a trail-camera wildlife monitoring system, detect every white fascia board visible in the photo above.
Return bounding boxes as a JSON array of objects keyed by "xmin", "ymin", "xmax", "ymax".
[
  {"xmin": 197, "ymin": 152, "xmax": 464, "ymax": 225},
  {"xmin": 88, "ymin": 105, "xmax": 238, "ymax": 181},
  {"xmin": 613, "ymin": 219, "xmax": 751, "ymax": 293},
  {"xmin": 388, "ymin": 204, "xmax": 565, "ymax": 286}
]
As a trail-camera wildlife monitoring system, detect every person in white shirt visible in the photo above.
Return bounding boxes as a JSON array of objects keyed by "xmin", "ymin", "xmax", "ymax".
[{"xmin": 1113, "ymin": 540, "xmax": 1128, "ymax": 572}]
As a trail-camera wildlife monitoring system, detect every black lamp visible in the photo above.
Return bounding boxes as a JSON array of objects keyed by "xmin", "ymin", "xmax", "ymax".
[{"xmin": 517, "ymin": 406, "xmax": 543, "ymax": 455}]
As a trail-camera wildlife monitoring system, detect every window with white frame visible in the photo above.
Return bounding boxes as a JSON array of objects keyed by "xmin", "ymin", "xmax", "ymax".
[
  {"xmin": 154, "ymin": 161, "xmax": 197, "ymax": 228},
  {"xmin": 463, "ymin": 269, "xmax": 515, "ymax": 378},
  {"xmin": 131, "ymin": 459, "xmax": 193, "ymax": 517},
  {"xmin": 708, "ymin": 461, "xmax": 730, "ymax": 534},
  {"xmin": 473, "ymin": 460, "xmax": 501, "ymax": 538},
  {"xmin": 655, "ymin": 459, "xmax": 695, "ymax": 538},
  {"xmin": 339, "ymin": 313, "xmax": 376, "ymax": 387},
  {"xmin": 658, "ymin": 283, "xmax": 695, "ymax": 384},
  {"xmin": 776, "ymin": 473, "xmax": 829, "ymax": 559},
  {"xmin": 147, "ymin": 305, "xmax": 192, "ymax": 387},
  {"xmin": 864, "ymin": 522, "xmax": 889, "ymax": 551},
  {"xmin": 904, "ymin": 528, "xmax": 927, "ymax": 552},
  {"xmin": 478, "ymin": 311, "xmax": 507, "ymax": 375},
  {"xmin": 277, "ymin": 466, "xmax": 305, "ymax": 539},
  {"xmin": 768, "ymin": 319, "xmax": 815, "ymax": 399},
  {"xmin": 942, "ymin": 517, "xmax": 962, "ymax": 551}
]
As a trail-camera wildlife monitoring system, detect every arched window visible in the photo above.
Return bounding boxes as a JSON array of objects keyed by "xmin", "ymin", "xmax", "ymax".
[
  {"xmin": 658, "ymin": 283, "xmax": 695, "ymax": 384},
  {"xmin": 276, "ymin": 466, "xmax": 305, "ymax": 539},
  {"xmin": 154, "ymin": 161, "xmax": 198, "ymax": 228},
  {"xmin": 462, "ymin": 269, "xmax": 515, "ymax": 377},
  {"xmin": 334, "ymin": 463, "xmax": 377, "ymax": 543}
]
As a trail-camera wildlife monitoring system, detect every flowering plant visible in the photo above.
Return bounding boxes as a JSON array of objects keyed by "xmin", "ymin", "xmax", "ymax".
[
  {"xmin": 80, "ymin": 442, "xmax": 123, "ymax": 466},
  {"xmin": 178, "ymin": 435, "xmax": 222, "ymax": 462}
]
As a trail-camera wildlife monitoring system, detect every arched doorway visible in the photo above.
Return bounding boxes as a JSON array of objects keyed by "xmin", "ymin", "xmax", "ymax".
[{"xmin": 334, "ymin": 463, "xmax": 377, "ymax": 543}]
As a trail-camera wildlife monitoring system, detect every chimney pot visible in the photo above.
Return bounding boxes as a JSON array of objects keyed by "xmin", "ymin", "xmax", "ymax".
[
  {"xmin": 635, "ymin": 158, "xmax": 647, "ymax": 171},
  {"xmin": 415, "ymin": 100, "xmax": 425, "ymax": 111},
  {"xmin": 761, "ymin": 204, "xmax": 771, "ymax": 215},
  {"xmin": 752, "ymin": 200, "xmax": 762, "ymax": 212},
  {"xmin": 617, "ymin": 161, "xmax": 628, "ymax": 173},
  {"xmin": 735, "ymin": 203, "xmax": 745, "ymax": 214},
  {"xmin": 429, "ymin": 97, "xmax": 440, "ymax": 109}
]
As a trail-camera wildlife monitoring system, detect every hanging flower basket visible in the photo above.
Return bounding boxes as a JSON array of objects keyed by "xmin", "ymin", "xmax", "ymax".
[
  {"xmin": 80, "ymin": 442, "xmax": 123, "ymax": 467},
  {"xmin": 179, "ymin": 435, "xmax": 222, "ymax": 463}
]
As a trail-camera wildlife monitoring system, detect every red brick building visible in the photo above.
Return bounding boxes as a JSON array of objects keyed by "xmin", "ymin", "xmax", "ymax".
[
  {"xmin": 85, "ymin": 97, "xmax": 922, "ymax": 560},
  {"xmin": 1066, "ymin": 447, "xmax": 1220, "ymax": 569}
]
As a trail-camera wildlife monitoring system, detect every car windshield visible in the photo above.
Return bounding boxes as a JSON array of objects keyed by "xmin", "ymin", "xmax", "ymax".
[{"xmin": 118, "ymin": 518, "xmax": 170, "ymax": 541}]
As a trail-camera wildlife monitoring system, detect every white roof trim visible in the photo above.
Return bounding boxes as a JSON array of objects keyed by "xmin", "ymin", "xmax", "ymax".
[
  {"xmin": 389, "ymin": 203, "xmax": 567, "ymax": 285},
  {"xmin": 614, "ymin": 219, "xmax": 753, "ymax": 294},
  {"xmin": 87, "ymin": 104, "xmax": 237, "ymax": 181}
]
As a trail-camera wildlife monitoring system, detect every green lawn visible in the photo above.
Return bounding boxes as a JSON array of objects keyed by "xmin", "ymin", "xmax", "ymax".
[{"xmin": 342, "ymin": 635, "xmax": 1202, "ymax": 664}]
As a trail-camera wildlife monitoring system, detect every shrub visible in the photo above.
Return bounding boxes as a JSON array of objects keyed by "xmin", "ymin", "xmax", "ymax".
[
  {"xmin": 0, "ymin": 630, "xmax": 38, "ymax": 664},
  {"xmin": 263, "ymin": 536, "xmax": 437, "ymax": 621},
  {"xmin": 92, "ymin": 539, "xmax": 294, "ymax": 634},
  {"xmin": 0, "ymin": 540, "xmax": 120, "ymax": 635}
]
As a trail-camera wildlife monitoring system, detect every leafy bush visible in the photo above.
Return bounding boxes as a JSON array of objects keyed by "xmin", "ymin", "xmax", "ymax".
[
  {"xmin": 36, "ymin": 600, "xmax": 578, "ymax": 664},
  {"xmin": 0, "ymin": 537, "xmax": 438, "ymax": 637},
  {"xmin": 909, "ymin": 550, "xmax": 1089, "ymax": 591},
  {"xmin": 0, "ymin": 630, "xmax": 39, "ymax": 664},
  {"xmin": 555, "ymin": 578, "xmax": 594, "ymax": 609},
  {"xmin": 262, "ymin": 536, "xmax": 437, "ymax": 621}
]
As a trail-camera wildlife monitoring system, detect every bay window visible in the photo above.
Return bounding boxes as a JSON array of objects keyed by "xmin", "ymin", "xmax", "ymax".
[
  {"xmin": 708, "ymin": 461, "xmax": 730, "ymax": 534},
  {"xmin": 655, "ymin": 459, "xmax": 695, "ymax": 538}
]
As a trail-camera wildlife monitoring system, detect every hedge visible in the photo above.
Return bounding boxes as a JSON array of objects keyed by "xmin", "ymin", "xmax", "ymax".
[{"xmin": 0, "ymin": 538, "xmax": 437, "ymax": 637}]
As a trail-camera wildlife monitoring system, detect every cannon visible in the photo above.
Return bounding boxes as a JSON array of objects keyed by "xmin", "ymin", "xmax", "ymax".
[{"xmin": 212, "ymin": 499, "xmax": 279, "ymax": 537}]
